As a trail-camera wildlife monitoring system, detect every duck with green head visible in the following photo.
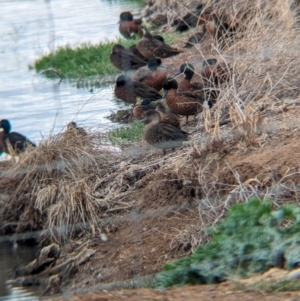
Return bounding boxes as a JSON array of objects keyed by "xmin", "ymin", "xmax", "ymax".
[
  {"xmin": 0, "ymin": 119, "xmax": 36, "ymax": 155},
  {"xmin": 134, "ymin": 57, "xmax": 167, "ymax": 92},
  {"xmin": 141, "ymin": 110, "xmax": 188, "ymax": 156},
  {"xmin": 162, "ymin": 78, "xmax": 212, "ymax": 125},
  {"xmin": 118, "ymin": 11, "xmax": 143, "ymax": 39}
]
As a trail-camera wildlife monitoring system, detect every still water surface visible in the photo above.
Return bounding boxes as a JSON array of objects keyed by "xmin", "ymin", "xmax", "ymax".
[
  {"xmin": 0, "ymin": 0, "xmax": 144, "ymax": 298},
  {"xmin": 0, "ymin": 0, "xmax": 144, "ymax": 143}
]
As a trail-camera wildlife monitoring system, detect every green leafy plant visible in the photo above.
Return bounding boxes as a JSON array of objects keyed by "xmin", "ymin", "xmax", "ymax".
[{"xmin": 154, "ymin": 198, "xmax": 300, "ymax": 288}]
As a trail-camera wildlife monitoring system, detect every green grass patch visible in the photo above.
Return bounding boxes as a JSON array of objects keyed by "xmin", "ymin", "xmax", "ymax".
[
  {"xmin": 108, "ymin": 121, "xmax": 144, "ymax": 146},
  {"xmin": 154, "ymin": 198, "xmax": 300, "ymax": 288},
  {"xmin": 33, "ymin": 37, "xmax": 140, "ymax": 78}
]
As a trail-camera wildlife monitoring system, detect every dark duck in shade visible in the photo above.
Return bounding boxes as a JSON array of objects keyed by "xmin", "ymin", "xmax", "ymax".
[
  {"xmin": 118, "ymin": 11, "xmax": 143, "ymax": 39},
  {"xmin": 114, "ymin": 75, "xmax": 162, "ymax": 104},
  {"xmin": 110, "ymin": 44, "xmax": 147, "ymax": 72},
  {"xmin": 141, "ymin": 110, "xmax": 188, "ymax": 156},
  {"xmin": 67, "ymin": 122, "xmax": 87, "ymax": 136},
  {"xmin": 134, "ymin": 57, "xmax": 167, "ymax": 91},
  {"xmin": 0, "ymin": 119, "xmax": 36, "ymax": 155},
  {"xmin": 133, "ymin": 98, "xmax": 157, "ymax": 120},
  {"xmin": 136, "ymin": 33, "xmax": 182, "ymax": 60},
  {"xmin": 162, "ymin": 78, "xmax": 212, "ymax": 125}
]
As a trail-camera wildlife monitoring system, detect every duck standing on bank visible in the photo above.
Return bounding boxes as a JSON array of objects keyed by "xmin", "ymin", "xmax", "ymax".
[
  {"xmin": 0, "ymin": 119, "xmax": 36, "ymax": 155},
  {"xmin": 136, "ymin": 33, "xmax": 182, "ymax": 60},
  {"xmin": 141, "ymin": 110, "xmax": 188, "ymax": 156},
  {"xmin": 110, "ymin": 44, "xmax": 147, "ymax": 72},
  {"xmin": 134, "ymin": 57, "xmax": 168, "ymax": 91},
  {"xmin": 118, "ymin": 11, "xmax": 143, "ymax": 39},
  {"xmin": 114, "ymin": 75, "xmax": 162, "ymax": 104},
  {"xmin": 162, "ymin": 78, "xmax": 212, "ymax": 125}
]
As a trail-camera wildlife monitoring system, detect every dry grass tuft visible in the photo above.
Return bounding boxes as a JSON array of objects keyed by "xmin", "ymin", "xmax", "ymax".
[{"xmin": 0, "ymin": 127, "xmax": 125, "ymax": 243}]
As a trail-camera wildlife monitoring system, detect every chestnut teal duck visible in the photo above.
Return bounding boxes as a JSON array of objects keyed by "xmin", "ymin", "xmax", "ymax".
[
  {"xmin": 162, "ymin": 78, "xmax": 212, "ymax": 124},
  {"xmin": 133, "ymin": 98, "xmax": 157, "ymax": 120},
  {"xmin": 136, "ymin": 33, "xmax": 182, "ymax": 60},
  {"xmin": 119, "ymin": 12, "xmax": 143, "ymax": 39},
  {"xmin": 141, "ymin": 110, "xmax": 188, "ymax": 156},
  {"xmin": 201, "ymin": 59, "xmax": 231, "ymax": 86},
  {"xmin": 156, "ymin": 102, "xmax": 180, "ymax": 128},
  {"xmin": 114, "ymin": 75, "xmax": 162, "ymax": 104},
  {"xmin": 134, "ymin": 57, "xmax": 167, "ymax": 91},
  {"xmin": 0, "ymin": 119, "xmax": 36, "ymax": 155},
  {"xmin": 110, "ymin": 44, "xmax": 147, "ymax": 72}
]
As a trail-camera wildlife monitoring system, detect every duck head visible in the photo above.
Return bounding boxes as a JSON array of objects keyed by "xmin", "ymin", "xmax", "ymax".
[
  {"xmin": 202, "ymin": 58, "xmax": 217, "ymax": 67},
  {"xmin": 174, "ymin": 63, "xmax": 195, "ymax": 79},
  {"xmin": 112, "ymin": 44, "xmax": 125, "ymax": 54},
  {"xmin": 140, "ymin": 109, "xmax": 161, "ymax": 124},
  {"xmin": 0, "ymin": 119, "xmax": 12, "ymax": 133},
  {"xmin": 119, "ymin": 11, "xmax": 133, "ymax": 22},
  {"xmin": 152, "ymin": 35, "xmax": 164, "ymax": 43},
  {"xmin": 147, "ymin": 57, "xmax": 166, "ymax": 72},
  {"xmin": 162, "ymin": 78, "xmax": 178, "ymax": 98},
  {"xmin": 116, "ymin": 75, "xmax": 131, "ymax": 87}
]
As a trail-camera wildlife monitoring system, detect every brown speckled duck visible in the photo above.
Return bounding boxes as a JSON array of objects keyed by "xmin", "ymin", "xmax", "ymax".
[
  {"xmin": 136, "ymin": 33, "xmax": 182, "ymax": 60},
  {"xmin": 67, "ymin": 122, "xmax": 87, "ymax": 136},
  {"xmin": 162, "ymin": 78, "xmax": 212, "ymax": 124},
  {"xmin": 119, "ymin": 12, "xmax": 143, "ymax": 39},
  {"xmin": 201, "ymin": 59, "xmax": 231, "ymax": 86},
  {"xmin": 0, "ymin": 119, "xmax": 36, "ymax": 155},
  {"xmin": 134, "ymin": 57, "xmax": 167, "ymax": 91},
  {"xmin": 133, "ymin": 98, "xmax": 157, "ymax": 120},
  {"xmin": 141, "ymin": 110, "xmax": 188, "ymax": 156},
  {"xmin": 156, "ymin": 102, "xmax": 180, "ymax": 128},
  {"xmin": 114, "ymin": 75, "xmax": 162, "ymax": 104},
  {"xmin": 110, "ymin": 44, "xmax": 147, "ymax": 72}
]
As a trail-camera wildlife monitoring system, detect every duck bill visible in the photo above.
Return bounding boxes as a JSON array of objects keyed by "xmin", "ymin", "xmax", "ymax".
[
  {"xmin": 140, "ymin": 117, "xmax": 148, "ymax": 124},
  {"xmin": 159, "ymin": 64, "xmax": 167, "ymax": 69},
  {"xmin": 162, "ymin": 89, "xmax": 168, "ymax": 99},
  {"xmin": 174, "ymin": 70, "xmax": 182, "ymax": 77}
]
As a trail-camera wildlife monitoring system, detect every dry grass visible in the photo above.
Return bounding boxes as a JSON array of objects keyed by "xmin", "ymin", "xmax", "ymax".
[{"xmin": 0, "ymin": 127, "xmax": 126, "ymax": 243}]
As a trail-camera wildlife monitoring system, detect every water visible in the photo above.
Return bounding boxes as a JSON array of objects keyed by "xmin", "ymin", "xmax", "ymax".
[
  {"xmin": 0, "ymin": 0, "xmax": 144, "ymax": 298},
  {"xmin": 0, "ymin": 0, "xmax": 144, "ymax": 144}
]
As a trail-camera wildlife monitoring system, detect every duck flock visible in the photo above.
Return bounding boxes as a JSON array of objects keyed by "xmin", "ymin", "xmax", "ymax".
[{"xmin": 0, "ymin": 6, "xmax": 234, "ymax": 157}]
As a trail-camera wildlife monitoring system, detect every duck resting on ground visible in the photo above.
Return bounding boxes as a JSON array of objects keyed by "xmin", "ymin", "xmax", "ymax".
[
  {"xmin": 114, "ymin": 75, "xmax": 162, "ymax": 104},
  {"xmin": 155, "ymin": 102, "xmax": 180, "ymax": 128},
  {"xmin": 0, "ymin": 119, "xmax": 36, "ymax": 155},
  {"xmin": 141, "ymin": 109, "xmax": 188, "ymax": 156},
  {"xmin": 133, "ymin": 98, "xmax": 157, "ymax": 120}
]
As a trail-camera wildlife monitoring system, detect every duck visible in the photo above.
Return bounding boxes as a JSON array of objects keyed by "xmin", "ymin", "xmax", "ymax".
[
  {"xmin": 114, "ymin": 75, "xmax": 162, "ymax": 104},
  {"xmin": 174, "ymin": 63, "xmax": 204, "ymax": 93},
  {"xmin": 110, "ymin": 44, "xmax": 147, "ymax": 72},
  {"xmin": 0, "ymin": 119, "xmax": 36, "ymax": 155},
  {"xmin": 173, "ymin": 5, "xmax": 204, "ymax": 32},
  {"xmin": 141, "ymin": 110, "xmax": 188, "ymax": 156},
  {"xmin": 162, "ymin": 78, "xmax": 212, "ymax": 124},
  {"xmin": 129, "ymin": 35, "xmax": 166, "ymax": 62},
  {"xmin": 156, "ymin": 102, "xmax": 180, "ymax": 128},
  {"xmin": 136, "ymin": 33, "xmax": 182, "ymax": 60},
  {"xmin": 133, "ymin": 98, "xmax": 157, "ymax": 120},
  {"xmin": 118, "ymin": 11, "xmax": 143, "ymax": 39},
  {"xmin": 184, "ymin": 28, "xmax": 206, "ymax": 48},
  {"xmin": 66, "ymin": 122, "xmax": 87, "ymax": 136},
  {"xmin": 134, "ymin": 57, "xmax": 167, "ymax": 91},
  {"xmin": 200, "ymin": 59, "xmax": 231, "ymax": 86}
]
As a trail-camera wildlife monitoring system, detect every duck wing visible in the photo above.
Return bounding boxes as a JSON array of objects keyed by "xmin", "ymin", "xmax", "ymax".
[
  {"xmin": 112, "ymin": 50, "xmax": 147, "ymax": 70},
  {"xmin": 132, "ymin": 82, "xmax": 162, "ymax": 100},
  {"xmin": 155, "ymin": 124, "xmax": 188, "ymax": 141}
]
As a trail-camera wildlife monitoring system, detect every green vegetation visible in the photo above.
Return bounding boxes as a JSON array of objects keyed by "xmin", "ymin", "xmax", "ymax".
[
  {"xmin": 33, "ymin": 38, "xmax": 140, "ymax": 78},
  {"xmin": 33, "ymin": 31, "xmax": 183, "ymax": 79},
  {"xmin": 154, "ymin": 198, "xmax": 300, "ymax": 288},
  {"xmin": 108, "ymin": 121, "xmax": 145, "ymax": 146}
]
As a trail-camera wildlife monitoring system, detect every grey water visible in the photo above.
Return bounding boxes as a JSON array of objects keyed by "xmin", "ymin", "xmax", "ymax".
[{"xmin": 0, "ymin": 0, "xmax": 144, "ymax": 298}]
